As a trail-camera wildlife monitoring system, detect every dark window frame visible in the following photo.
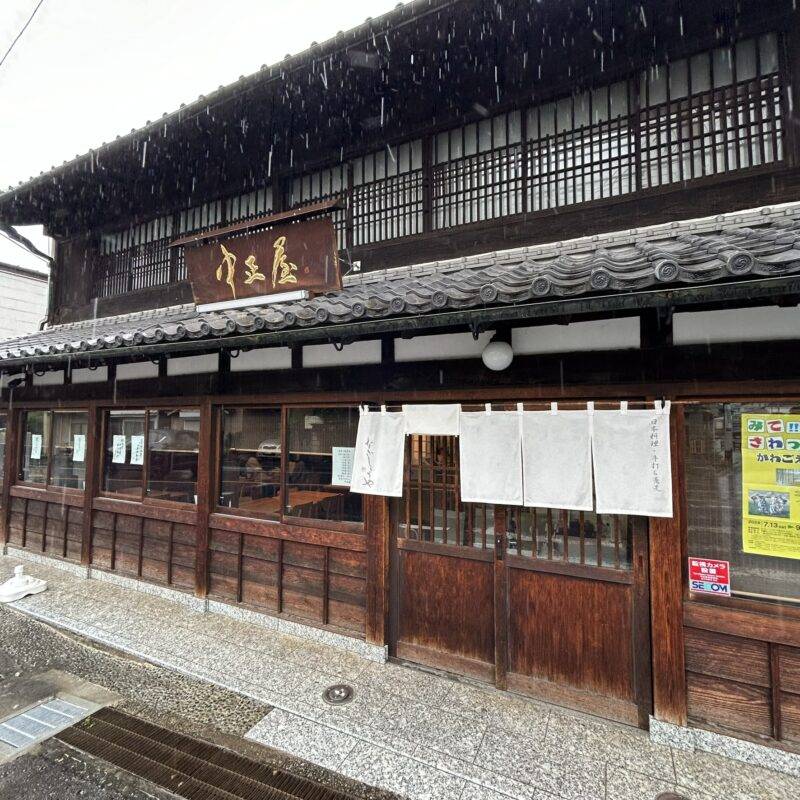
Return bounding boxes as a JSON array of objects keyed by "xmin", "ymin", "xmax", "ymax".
[
  {"xmin": 16, "ymin": 409, "xmax": 88, "ymax": 493},
  {"xmin": 100, "ymin": 406, "xmax": 200, "ymax": 508},
  {"xmin": 214, "ymin": 402, "xmax": 364, "ymax": 534}
]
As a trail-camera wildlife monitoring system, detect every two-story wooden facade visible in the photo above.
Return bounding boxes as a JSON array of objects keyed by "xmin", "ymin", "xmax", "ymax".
[{"xmin": 3, "ymin": 0, "xmax": 800, "ymax": 771}]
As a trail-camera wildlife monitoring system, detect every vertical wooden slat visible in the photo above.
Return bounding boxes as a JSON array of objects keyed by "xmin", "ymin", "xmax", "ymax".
[
  {"xmin": 493, "ymin": 504, "xmax": 508, "ymax": 691},
  {"xmin": 81, "ymin": 404, "xmax": 100, "ymax": 567},
  {"xmin": 0, "ymin": 407, "xmax": 19, "ymax": 545},
  {"xmin": 166, "ymin": 521, "xmax": 174, "ymax": 587},
  {"xmin": 632, "ymin": 515, "xmax": 654, "ymax": 729},
  {"xmin": 136, "ymin": 516, "xmax": 144, "ymax": 578},
  {"xmin": 650, "ymin": 405, "xmax": 688, "ymax": 726},
  {"xmin": 365, "ymin": 494, "xmax": 390, "ymax": 646},
  {"xmin": 110, "ymin": 513, "xmax": 117, "ymax": 571},
  {"xmin": 236, "ymin": 531, "xmax": 244, "ymax": 603},
  {"xmin": 770, "ymin": 643, "xmax": 783, "ymax": 741},
  {"xmin": 194, "ymin": 400, "xmax": 214, "ymax": 597},
  {"xmin": 322, "ymin": 546, "xmax": 330, "ymax": 626},
  {"xmin": 277, "ymin": 537, "xmax": 284, "ymax": 613}
]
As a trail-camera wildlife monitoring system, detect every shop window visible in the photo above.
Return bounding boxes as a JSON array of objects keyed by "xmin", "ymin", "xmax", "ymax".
[
  {"xmin": 286, "ymin": 407, "xmax": 362, "ymax": 524},
  {"xmin": 49, "ymin": 411, "xmax": 88, "ymax": 489},
  {"xmin": 219, "ymin": 407, "xmax": 281, "ymax": 519},
  {"xmin": 19, "ymin": 410, "xmax": 51, "ymax": 484},
  {"xmin": 146, "ymin": 410, "xmax": 200, "ymax": 503},
  {"xmin": 103, "ymin": 410, "xmax": 146, "ymax": 497},
  {"xmin": 685, "ymin": 403, "xmax": 800, "ymax": 604}
]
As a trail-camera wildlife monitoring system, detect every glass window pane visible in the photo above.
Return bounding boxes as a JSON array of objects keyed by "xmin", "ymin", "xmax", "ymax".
[
  {"xmin": 219, "ymin": 407, "xmax": 281, "ymax": 519},
  {"xmin": 104, "ymin": 410, "xmax": 145, "ymax": 497},
  {"xmin": 286, "ymin": 407, "xmax": 362, "ymax": 524},
  {"xmin": 685, "ymin": 403, "xmax": 800, "ymax": 605},
  {"xmin": 21, "ymin": 410, "xmax": 50, "ymax": 484},
  {"xmin": 147, "ymin": 409, "xmax": 199, "ymax": 504},
  {"xmin": 49, "ymin": 411, "xmax": 88, "ymax": 490}
]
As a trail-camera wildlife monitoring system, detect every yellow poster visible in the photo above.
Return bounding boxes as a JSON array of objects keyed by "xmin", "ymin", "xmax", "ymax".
[{"xmin": 741, "ymin": 414, "xmax": 800, "ymax": 560}]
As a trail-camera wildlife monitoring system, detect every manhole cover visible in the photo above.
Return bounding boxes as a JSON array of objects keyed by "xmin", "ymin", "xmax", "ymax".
[
  {"xmin": 322, "ymin": 684, "xmax": 354, "ymax": 705},
  {"xmin": 655, "ymin": 794, "xmax": 688, "ymax": 800}
]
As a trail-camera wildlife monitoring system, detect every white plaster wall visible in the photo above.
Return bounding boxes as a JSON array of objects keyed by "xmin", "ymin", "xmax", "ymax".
[
  {"xmin": 673, "ymin": 306, "xmax": 800, "ymax": 345},
  {"xmin": 166, "ymin": 353, "xmax": 219, "ymax": 376},
  {"xmin": 0, "ymin": 270, "xmax": 48, "ymax": 340},
  {"xmin": 394, "ymin": 331, "xmax": 495, "ymax": 362},
  {"xmin": 71, "ymin": 366, "xmax": 108, "ymax": 384},
  {"xmin": 32, "ymin": 370, "xmax": 64, "ymax": 386},
  {"xmin": 303, "ymin": 340, "xmax": 381, "ymax": 367},
  {"xmin": 116, "ymin": 361, "xmax": 159, "ymax": 380},
  {"xmin": 230, "ymin": 347, "xmax": 292, "ymax": 372},
  {"xmin": 512, "ymin": 318, "xmax": 640, "ymax": 355}
]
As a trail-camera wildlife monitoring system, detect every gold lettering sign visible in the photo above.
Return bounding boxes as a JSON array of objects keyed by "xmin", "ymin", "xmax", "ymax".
[{"xmin": 184, "ymin": 216, "xmax": 341, "ymax": 307}]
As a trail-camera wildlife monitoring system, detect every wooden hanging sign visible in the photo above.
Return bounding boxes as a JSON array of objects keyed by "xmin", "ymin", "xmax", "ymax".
[{"xmin": 182, "ymin": 215, "xmax": 341, "ymax": 307}]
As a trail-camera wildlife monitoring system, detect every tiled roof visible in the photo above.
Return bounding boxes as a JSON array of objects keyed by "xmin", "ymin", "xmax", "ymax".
[{"xmin": 3, "ymin": 201, "xmax": 800, "ymax": 364}]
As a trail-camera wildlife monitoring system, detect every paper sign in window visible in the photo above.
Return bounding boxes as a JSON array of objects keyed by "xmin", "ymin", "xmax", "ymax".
[
  {"xmin": 112, "ymin": 435, "xmax": 127, "ymax": 464},
  {"xmin": 30, "ymin": 434, "xmax": 43, "ymax": 460},
  {"xmin": 73, "ymin": 434, "xmax": 86, "ymax": 463},
  {"xmin": 130, "ymin": 435, "xmax": 145, "ymax": 466},
  {"xmin": 331, "ymin": 446, "xmax": 355, "ymax": 486}
]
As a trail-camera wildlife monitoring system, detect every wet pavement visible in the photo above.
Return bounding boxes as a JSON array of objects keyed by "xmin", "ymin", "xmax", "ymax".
[{"xmin": 3, "ymin": 553, "xmax": 800, "ymax": 800}]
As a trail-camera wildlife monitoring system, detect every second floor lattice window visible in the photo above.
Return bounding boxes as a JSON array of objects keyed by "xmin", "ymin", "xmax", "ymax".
[{"xmin": 92, "ymin": 34, "xmax": 783, "ymax": 300}]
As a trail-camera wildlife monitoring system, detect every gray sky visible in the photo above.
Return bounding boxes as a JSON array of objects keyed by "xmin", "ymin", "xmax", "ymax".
[{"xmin": 0, "ymin": 0, "xmax": 400, "ymax": 271}]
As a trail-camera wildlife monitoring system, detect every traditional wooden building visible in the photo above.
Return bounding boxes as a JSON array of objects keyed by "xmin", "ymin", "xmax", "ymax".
[{"xmin": 2, "ymin": 0, "xmax": 800, "ymax": 769}]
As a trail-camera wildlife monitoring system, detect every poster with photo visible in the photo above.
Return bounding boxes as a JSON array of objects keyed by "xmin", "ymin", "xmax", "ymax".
[{"xmin": 741, "ymin": 413, "xmax": 800, "ymax": 560}]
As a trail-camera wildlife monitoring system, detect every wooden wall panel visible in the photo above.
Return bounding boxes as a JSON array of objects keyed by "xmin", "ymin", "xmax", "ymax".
[
  {"xmin": 6, "ymin": 494, "xmax": 84, "ymax": 564},
  {"xmin": 89, "ymin": 505, "xmax": 197, "ymax": 592},
  {"xmin": 685, "ymin": 628, "xmax": 771, "ymax": 687},
  {"xmin": 507, "ymin": 568, "xmax": 635, "ymax": 702},
  {"xmin": 206, "ymin": 525, "xmax": 367, "ymax": 636},
  {"xmin": 687, "ymin": 672, "xmax": 773, "ymax": 738},
  {"xmin": 398, "ymin": 549, "xmax": 495, "ymax": 666}
]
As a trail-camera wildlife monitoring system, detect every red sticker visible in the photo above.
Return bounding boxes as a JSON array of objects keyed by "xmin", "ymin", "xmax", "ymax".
[{"xmin": 688, "ymin": 557, "xmax": 730, "ymax": 597}]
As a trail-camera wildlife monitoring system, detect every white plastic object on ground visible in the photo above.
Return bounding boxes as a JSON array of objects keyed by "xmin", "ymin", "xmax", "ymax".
[{"xmin": 0, "ymin": 565, "xmax": 47, "ymax": 603}]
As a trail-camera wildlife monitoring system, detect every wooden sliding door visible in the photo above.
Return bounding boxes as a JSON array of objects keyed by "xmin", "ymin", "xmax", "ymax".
[{"xmin": 390, "ymin": 434, "xmax": 652, "ymax": 727}]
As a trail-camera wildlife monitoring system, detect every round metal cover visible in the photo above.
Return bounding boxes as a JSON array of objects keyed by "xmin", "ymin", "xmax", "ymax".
[
  {"xmin": 655, "ymin": 794, "xmax": 688, "ymax": 800},
  {"xmin": 322, "ymin": 684, "xmax": 354, "ymax": 705}
]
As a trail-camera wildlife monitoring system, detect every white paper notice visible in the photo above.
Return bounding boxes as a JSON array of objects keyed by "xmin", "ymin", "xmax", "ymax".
[
  {"xmin": 130, "ymin": 435, "xmax": 145, "ymax": 466},
  {"xmin": 331, "ymin": 446, "xmax": 355, "ymax": 486},
  {"xmin": 522, "ymin": 410, "xmax": 593, "ymax": 511},
  {"xmin": 30, "ymin": 434, "xmax": 43, "ymax": 460},
  {"xmin": 402, "ymin": 404, "xmax": 460, "ymax": 436},
  {"xmin": 350, "ymin": 410, "xmax": 406, "ymax": 497},
  {"xmin": 73, "ymin": 434, "xmax": 86, "ymax": 463},
  {"xmin": 112, "ymin": 435, "xmax": 127, "ymax": 464},
  {"xmin": 592, "ymin": 403, "xmax": 673, "ymax": 517},
  {"xmin": 459, "ymin": 411, "xmax": 523, "ymax": 505}
]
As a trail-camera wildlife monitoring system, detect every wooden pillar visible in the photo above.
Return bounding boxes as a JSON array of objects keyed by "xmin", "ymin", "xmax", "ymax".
[
  {"xmin": 1, "ymin": 406, "xmax": 19, "ymax": 545},
  {"xmin": 80, "ymin": 403, "xmax": 101, "ymax": 566},
  {"xmin": 649, "ymin": 406, "xmax": 688, "ymax": 725},
  {"xmin": 194, "ymin": 399, "xmax": 215, "ymax": 598},
  {"xmin": 365, "ymin": 494, "xmax": 390, "ymax": 646},
  {"xmin": 493, "ymin": 504, "xmax": 509, "ymax": 691}
]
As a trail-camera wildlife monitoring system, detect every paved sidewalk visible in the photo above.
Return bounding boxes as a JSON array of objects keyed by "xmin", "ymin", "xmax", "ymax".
[{"xmin": 2, "ymin": 554, "xmax": 799, "ymax": 800}]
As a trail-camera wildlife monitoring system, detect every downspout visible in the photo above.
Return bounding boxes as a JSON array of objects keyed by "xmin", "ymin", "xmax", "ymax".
[{"xmin": 0, "ymin": 221, "xmax": 55, "ymax": 330}]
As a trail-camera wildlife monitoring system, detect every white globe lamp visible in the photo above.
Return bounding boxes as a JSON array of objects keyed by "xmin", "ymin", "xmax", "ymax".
[{"xmin": 481, "ymin": 339, "xmax": 514, "ymax": 371}]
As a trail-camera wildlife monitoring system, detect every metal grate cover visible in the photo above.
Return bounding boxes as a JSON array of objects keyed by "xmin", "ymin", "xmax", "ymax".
[
  {"xmin": 0, "ymin": 696, "xmax": 92, "ymax": 754},
  {"xmin": 56, "ymin": 707, "xmax": 359, "ymax": 800}
]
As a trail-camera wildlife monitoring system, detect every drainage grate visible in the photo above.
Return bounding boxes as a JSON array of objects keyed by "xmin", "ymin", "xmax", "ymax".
[
  {"xmin": 0, "ymin": 696, "xmax": 92, "ymax": 753},
  {"xmin": 56, "ymin": 707, "xmax": 358, "ymax": 800}
]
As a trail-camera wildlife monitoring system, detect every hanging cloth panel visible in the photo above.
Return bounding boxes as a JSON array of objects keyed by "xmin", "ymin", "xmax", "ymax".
[
  {"xmin": 592, "ymin": 402, "xmax": 673, "ymax": 517},
  {"xmin": 350, "ymin": 409, "xmax": 406, "ymax": 497},
  {"xmin": 402, "ymin": 404, "xmax": 460, "ymax": 436},
  {"xmin": 522, "ymin": 410, "xmax": 593, "ymax": 511},
  {"xmin": 459, "ymin": 410, "xmax": 523, "ymax": 505}
]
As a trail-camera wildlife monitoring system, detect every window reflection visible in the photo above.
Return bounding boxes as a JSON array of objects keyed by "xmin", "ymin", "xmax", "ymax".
[
  {"xmin": 219, "ymin": 407, "xmax": 281, "ymax": 518},
  {"xmin": 104, "ymin": 410, "xmax": 145, "ymax": 497},
  {"xmin": 286, "ymin": 407, "xmax": 362, "ymax": 523},
  {"xmin": 20, "ymin": 410, "xmax": 50, "ymax": 484},
  {"xmin": 50, "ymin": 411, "xmax": 88, "ymax": 489},
  {"xmin": 146, "ymin": 409, "xmax": 199, "ymax": 504}
]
